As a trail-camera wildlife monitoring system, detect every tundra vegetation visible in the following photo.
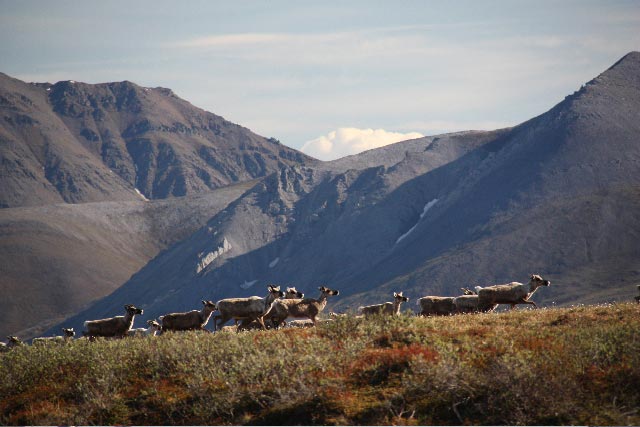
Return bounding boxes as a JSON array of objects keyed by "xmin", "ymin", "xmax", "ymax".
[{"xmin": 0, "ymin": 303, "xmax": 639, "ymax": 426}]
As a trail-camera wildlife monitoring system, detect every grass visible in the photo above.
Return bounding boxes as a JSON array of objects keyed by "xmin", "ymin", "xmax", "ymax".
[{"xmin": 1, "ymin": 303, "xmax": 639, "ymax": 425}]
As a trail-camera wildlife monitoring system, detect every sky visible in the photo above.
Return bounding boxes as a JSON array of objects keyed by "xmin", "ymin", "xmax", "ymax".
[{"xmin": 1, "ymin": 1, "xmax": 638, "ymax": 160}]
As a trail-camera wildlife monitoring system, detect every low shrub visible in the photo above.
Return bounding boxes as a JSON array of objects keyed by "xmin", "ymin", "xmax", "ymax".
[{"xmin": 1, "ymin": 303, "xmax": 638, "ymax": 425}]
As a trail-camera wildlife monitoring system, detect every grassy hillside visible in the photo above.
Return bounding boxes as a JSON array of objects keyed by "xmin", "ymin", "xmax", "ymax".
[{"xmin": 1, "ymin": 303, "xmax": 639, "ymax": 425}]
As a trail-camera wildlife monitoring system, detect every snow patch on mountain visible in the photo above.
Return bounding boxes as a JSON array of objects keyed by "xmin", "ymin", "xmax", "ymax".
[
  {"xmin": 196, "ymin": 238, "xmax": 232, "ymax": 274},
  {"xmin": 240, "ymin": 280, "xmax": 258, "ymax": 289},
  {"xmin": 395, "ymin": 198, "xmax": 439, "ymax": 244},
  {"xmin": 135, "ymin": 188, "xmax": 149, "ymax": 201}
]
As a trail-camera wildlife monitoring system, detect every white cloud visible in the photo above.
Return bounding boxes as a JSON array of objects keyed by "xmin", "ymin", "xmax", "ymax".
[{"xmin": 301, "ymin": 127, "xmax": 424, "ymax": 161}]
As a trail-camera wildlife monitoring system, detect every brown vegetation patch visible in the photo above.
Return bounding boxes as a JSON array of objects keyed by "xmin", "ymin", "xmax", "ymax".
[
  {"xmin": 248, "ymin": 394, "xmax": 346, "ymax": 425},
  {"xmin": 350, "ymin": 344, "xmax": 438, "ymax": 386}
]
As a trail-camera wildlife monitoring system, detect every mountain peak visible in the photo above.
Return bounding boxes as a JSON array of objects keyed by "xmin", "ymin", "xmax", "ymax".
[
  {"xmin": 0, "ymin": 72, "xmax": 311, "ymax": 208},
  {"xmin": 587, "ymin": 51, "xmax": 640, "ymax": 89},
  {"xmin": 551, "ymin": 51, "xmax": 640, "ymax": 121},
  {"xmin": 606, "ymin": 51, "xmax": 640, "ymax": 71}
]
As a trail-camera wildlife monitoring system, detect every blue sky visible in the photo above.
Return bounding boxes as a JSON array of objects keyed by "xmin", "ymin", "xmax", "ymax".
[{"xmin": 1, "ymin": 1, "xmax": 638, "ymax": 160}]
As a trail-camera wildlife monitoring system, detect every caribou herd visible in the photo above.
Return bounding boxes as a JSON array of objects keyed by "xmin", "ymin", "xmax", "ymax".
[{"xmin": 1, "ymin": 273, "xmax": 631, "ymax": 348}]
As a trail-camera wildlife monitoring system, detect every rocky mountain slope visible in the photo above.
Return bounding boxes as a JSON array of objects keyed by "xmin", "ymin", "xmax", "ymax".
[
  {"xmin": 0, "ymin": 73, "xmax": 312, "ymax": 208},
  {"xmin": 49, "ymin": 52, "xmax": 640, "ymax": 334}
]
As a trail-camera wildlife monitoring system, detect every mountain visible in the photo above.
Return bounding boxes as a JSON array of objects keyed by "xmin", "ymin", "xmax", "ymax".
[
  {"xmin": 0, "ymin": 73, "xmax": 312, "ymax": 208},
  {"xmin": 0, "ymin": 73, "xmax": 315, "ymax": 338},
  {"xmin": 48, "ymin": 52, "xmax": 640, "ymax": 334}
]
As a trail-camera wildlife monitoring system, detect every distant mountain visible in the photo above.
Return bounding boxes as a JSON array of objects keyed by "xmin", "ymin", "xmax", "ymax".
[
  {"xmin": 50, "ymin": 52, "xmax": 640, "ymax": 335},
  {"xmin": 0, "ymin": 73, "xmax": 312, "ymax": 208}
]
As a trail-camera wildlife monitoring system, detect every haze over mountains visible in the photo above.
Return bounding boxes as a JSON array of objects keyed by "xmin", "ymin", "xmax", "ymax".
[{"xmin": 1, "ymin": 53, "xmax": 639, "ymax": 338}]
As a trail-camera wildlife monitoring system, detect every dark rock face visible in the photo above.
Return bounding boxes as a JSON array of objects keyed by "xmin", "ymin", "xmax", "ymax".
[{"xmin": 0, "ymin": 74, "xmax": 313, "ymax": 208}]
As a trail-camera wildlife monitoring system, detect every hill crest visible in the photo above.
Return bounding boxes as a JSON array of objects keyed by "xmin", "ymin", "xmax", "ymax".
[{"xmin": 0, "ymin": 73, "xmax": 312, "ymax": 208}]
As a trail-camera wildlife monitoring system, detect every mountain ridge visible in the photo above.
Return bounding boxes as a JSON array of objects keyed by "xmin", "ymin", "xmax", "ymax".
[
  {"xmin": 0, "ymin": 73, "xmax": 313, "ymax": 208},
  {"xmin": 44, "ymin": 52, "xmax": 640, "ymax": 335}
]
